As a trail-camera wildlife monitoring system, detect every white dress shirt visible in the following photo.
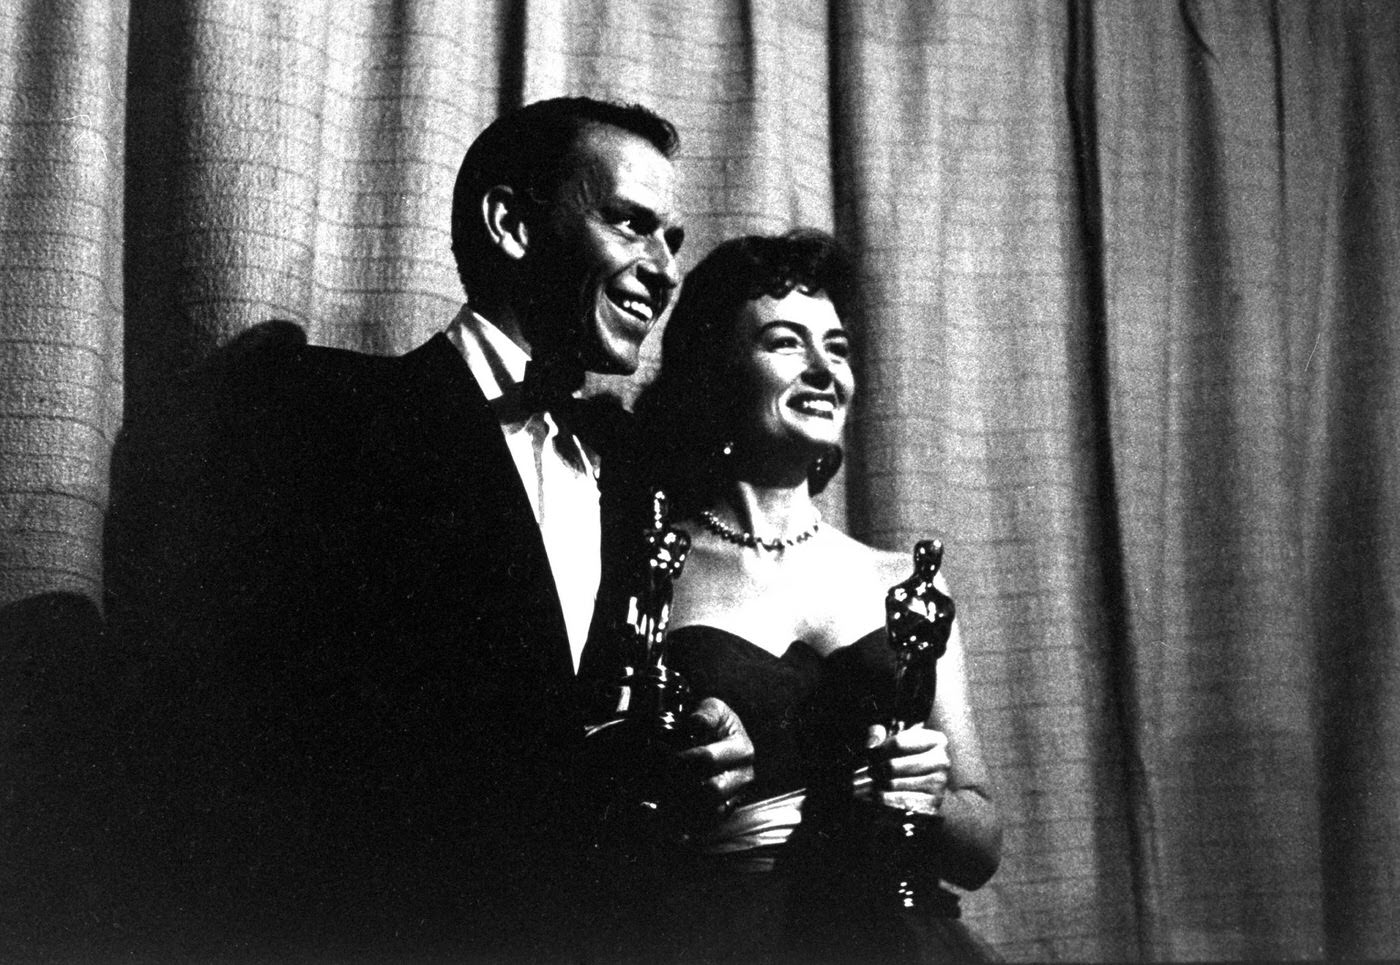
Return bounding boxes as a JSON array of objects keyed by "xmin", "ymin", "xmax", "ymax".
[{"xmin": 444, "ymin": 306, "xmax": 602, "ymax": 673}]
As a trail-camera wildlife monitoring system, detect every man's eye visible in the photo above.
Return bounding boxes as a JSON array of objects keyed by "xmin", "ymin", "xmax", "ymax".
[
  {"xmin": 827, "ymin": 341, "xmax": 852, "ymax": 359},
  {"xmin": 766, "ymin": 336, "xmax": 802, "ymax": 351},
  {"xmin": 611, "ymin": 211, "xmax": 654, "ymax": 236}
]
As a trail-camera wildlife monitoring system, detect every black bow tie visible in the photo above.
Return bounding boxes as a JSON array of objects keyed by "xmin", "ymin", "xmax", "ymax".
[
  {"xmin": 520, "ymin": 356, "xmax": 581, "ymax": 414},
  {"xmin": 508, "ymin": 359, "xmax": 630, "ymax": 458}
]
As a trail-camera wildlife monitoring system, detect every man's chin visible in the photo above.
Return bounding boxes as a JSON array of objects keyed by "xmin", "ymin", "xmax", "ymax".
[{"xmin": 581, "ymin": 338, "xmax": 645, "ymax": 376}]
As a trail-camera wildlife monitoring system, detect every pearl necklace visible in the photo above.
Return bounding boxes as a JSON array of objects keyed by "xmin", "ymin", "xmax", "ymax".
[{"xmin": 698, "ymin": 509, "xmax": 821, "ymax": 553}]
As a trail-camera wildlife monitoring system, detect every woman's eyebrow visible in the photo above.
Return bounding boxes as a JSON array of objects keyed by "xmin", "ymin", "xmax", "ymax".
[
  {"xmin": 756, "ymin": 321, "xmax": 847, "ymax": 342},
  {"xmin": 757, "ymin": 320, "xmax": 802, "ymax": 334}
]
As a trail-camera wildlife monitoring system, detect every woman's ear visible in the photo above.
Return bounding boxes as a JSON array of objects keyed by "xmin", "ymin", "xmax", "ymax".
[{"xmin": 482, "ymin": 185, "xmax": 530, "ymax": 262}]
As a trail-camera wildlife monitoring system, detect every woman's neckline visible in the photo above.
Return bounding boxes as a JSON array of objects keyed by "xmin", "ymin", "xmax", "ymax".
[{"xmin": 667, "ymin": 621, "xmax": 885, "ymax": 660}]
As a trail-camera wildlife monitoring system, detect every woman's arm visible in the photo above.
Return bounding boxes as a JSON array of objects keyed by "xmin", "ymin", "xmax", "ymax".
[{"xmin": 931, "ymin": 613, "xmax": 1003, "ymax": 888}]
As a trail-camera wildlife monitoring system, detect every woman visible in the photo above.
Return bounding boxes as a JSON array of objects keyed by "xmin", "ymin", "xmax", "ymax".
[{"xmin": 631, "ymin": 229, "xmax": 1003, "ymax": 963}]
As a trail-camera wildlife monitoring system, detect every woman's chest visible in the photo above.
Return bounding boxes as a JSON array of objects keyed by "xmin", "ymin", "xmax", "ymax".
[{"xmin": 670, "ymin": 558, "xmax": 888, "ymax": 658}]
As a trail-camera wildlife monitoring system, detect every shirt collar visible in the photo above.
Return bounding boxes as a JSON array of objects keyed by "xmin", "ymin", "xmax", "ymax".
[
  {"xmin": 444, "ymin": 306, "xmax": 601, "ymax": 477},
  {"xmin": 443, "ymin": 304, "xmax": 529, "ymax": 404}
]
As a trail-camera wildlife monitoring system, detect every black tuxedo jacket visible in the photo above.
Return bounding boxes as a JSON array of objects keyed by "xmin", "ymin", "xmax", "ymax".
[{"xmin": 132, "ymin": 325, "xmax": 639, "ymax": 956}]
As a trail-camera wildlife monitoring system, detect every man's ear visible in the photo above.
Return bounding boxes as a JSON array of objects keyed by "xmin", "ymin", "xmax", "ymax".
[{"xmin": 482, "ymin": 185, "xmax": 531, "ymax": 262}]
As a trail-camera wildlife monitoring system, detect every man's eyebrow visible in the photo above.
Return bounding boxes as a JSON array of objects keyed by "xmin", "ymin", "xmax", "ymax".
[{"xmin": 604, "ymin": 199, "xmax": 656, "ymax": 224}]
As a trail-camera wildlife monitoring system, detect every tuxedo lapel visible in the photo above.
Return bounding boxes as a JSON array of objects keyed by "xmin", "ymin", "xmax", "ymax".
[
  {"xmin": 577, "ymin": 414, "xmax": 649, "ymax": 705},
  {"xmin": 390, "ymin": 333, "xmax": 576, "ymax": 686}
]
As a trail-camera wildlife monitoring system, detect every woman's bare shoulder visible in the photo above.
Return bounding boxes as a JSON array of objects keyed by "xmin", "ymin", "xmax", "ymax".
[
  {"xmin": 816, "ymin": 529, "xmax": 908, "ymax": 584},
  {"xmin": 823, "ymin": 529, "xmax": 953, "ymax": 593}
]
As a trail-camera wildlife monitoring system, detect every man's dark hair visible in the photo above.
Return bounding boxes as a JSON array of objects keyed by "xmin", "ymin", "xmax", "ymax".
[
  {"xmin": 450, "ymin": 97, "xmax": 679, "ymax": 302},
  {"xmin": 636, "ymin": 229, "xmax": 856, "ymax": 513}
]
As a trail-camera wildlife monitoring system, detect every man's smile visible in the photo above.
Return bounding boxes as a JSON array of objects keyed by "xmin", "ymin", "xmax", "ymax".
[{"xmin": 606, "ymin": 282, "xmax": 662, "ymax": 324}]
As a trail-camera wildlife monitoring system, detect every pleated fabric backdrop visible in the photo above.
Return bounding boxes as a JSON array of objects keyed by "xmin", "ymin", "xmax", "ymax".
[{"xmin": 3, "ymin": 0, "xmax": 1398, "ymax": 960}]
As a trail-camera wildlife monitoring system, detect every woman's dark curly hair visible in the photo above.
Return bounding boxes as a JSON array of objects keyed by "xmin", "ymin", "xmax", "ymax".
[{"xmin": 635, "ymin": 228, "xmax": 856, "ymax": 517}]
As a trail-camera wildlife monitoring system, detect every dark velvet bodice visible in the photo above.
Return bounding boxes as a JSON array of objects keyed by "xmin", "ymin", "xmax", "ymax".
[{"xmin": 665, "ymin": 625, "xmax": 897, "ymax": 803}]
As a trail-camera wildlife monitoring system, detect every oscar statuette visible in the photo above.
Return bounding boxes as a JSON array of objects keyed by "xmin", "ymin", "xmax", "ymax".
[
  {"xmin": 862, "ymin": 538, "xmax": 957, "ymax": 912},
  {"xmin": 584, "ymin": 489, "xmax": 695, "ymax": 860}
]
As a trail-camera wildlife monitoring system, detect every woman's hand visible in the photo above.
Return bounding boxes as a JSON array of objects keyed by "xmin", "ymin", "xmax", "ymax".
[
  {"xmin": 865, "ymin": 723, "xmax": 950, "ymax": 816},
  {"xmin": 678, "ymin": 697, "xmax": 756, "ymax": 815}
]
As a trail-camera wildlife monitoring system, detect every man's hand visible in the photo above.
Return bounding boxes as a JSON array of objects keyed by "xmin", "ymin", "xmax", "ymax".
[
  {"xmin": 865, "ymin": 723, "xmax": 949, "ymax": 816},
  {"xmin": 677, "ymin": 697, "xmax": 755, "ymax": 815}
]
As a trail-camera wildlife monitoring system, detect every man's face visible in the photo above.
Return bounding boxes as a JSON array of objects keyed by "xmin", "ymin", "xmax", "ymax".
[{"xmin": 525, "ymin": 125, "xmax": 684, "ymax": 375}]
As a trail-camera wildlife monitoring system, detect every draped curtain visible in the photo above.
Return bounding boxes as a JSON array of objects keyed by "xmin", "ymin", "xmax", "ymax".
[{"xmin": 3, "ymin": 0, "xmax": 1397, "ymax": 960}]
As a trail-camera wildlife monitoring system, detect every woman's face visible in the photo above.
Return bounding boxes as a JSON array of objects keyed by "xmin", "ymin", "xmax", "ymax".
[{"xmin": 730, "ymin": 288, "xmax": 853, "ymax": 461}]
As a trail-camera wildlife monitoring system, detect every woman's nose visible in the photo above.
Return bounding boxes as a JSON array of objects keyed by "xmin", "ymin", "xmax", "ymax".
[{"xmin": 802, "ymin": 348, "xmax": 835, "ymax": 384}]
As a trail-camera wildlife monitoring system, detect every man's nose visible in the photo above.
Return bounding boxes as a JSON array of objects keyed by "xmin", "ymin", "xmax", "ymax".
[{"xmin": 641, "ymin": 233, "xmax": 680, "ymax": 290}]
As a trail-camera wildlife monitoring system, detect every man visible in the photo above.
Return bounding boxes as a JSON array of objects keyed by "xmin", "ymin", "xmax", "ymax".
[{"xmin": 131, "ymin": 97, "xmax": 752, "ymax": 959}]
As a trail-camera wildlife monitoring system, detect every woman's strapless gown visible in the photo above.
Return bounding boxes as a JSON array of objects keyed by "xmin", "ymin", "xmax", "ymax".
[{"xmin": 582, "ymin": 625, "xmax": 998, "ymax": 964}]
